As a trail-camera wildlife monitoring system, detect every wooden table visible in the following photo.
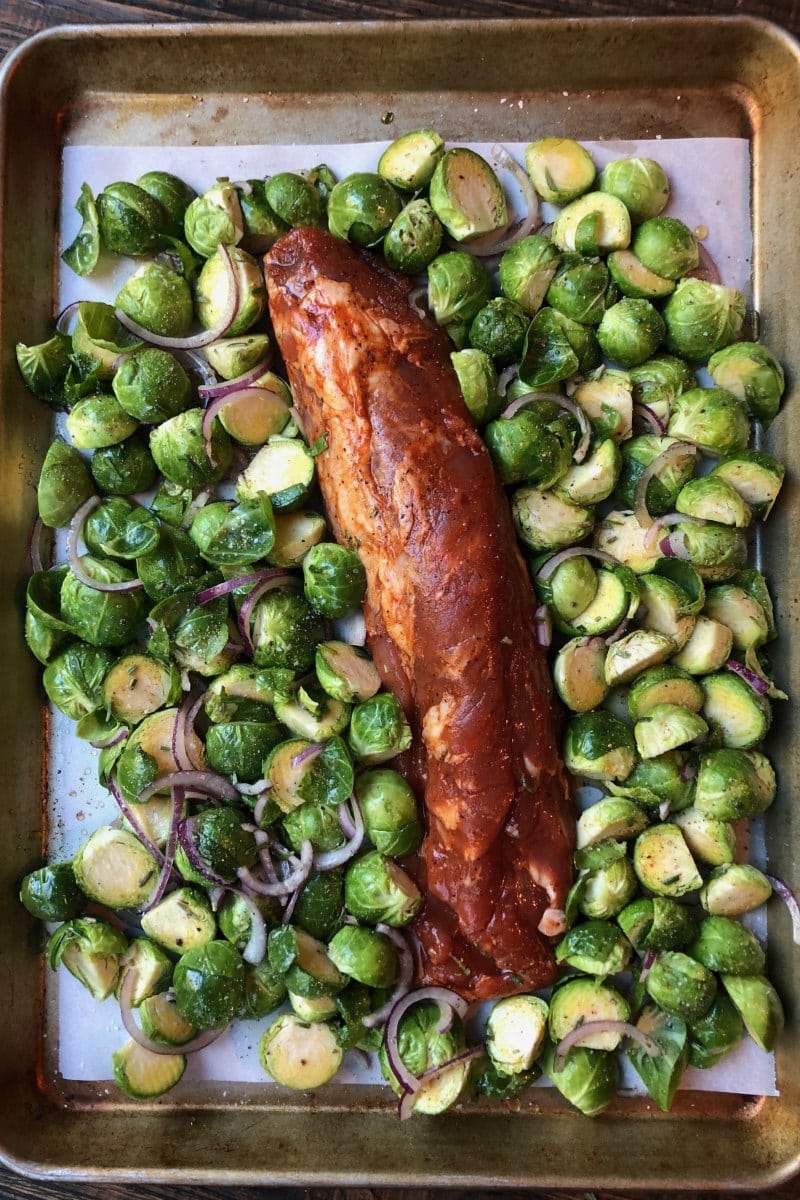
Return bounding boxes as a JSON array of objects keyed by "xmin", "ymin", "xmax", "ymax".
[{"xmin": 1, "ymin": 1, "xmax": 798, "ymax": 1198}]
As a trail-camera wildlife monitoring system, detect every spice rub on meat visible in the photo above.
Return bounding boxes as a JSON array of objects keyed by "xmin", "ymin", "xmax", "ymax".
[{"xmin": 265, "ymin": 227, "xmax": 574, "ymax": 1001}]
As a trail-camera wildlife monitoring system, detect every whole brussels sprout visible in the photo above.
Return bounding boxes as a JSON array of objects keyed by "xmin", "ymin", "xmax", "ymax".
[
  {"xmin": 44, "ymin": 640, "xmax": 115, "ymax": 719},
  {"xmin": 205, "ymin": 721, "xmax": 282, "ymax": 784},
  {"xmin": 60, "ymin": 559, "xmax": 148, "ymax": 647},
  {"xmin": 427, "ymin": 251, "xmax": 493, "ymax": 328},
  {"xmin": 113, "ymin": 347, "xmax": 192, "ymax": 423},
  {"xmin": 596, "ymin": 298, "xmax": 665, "ymax": 368},
  {"xmin": 37, "ymin": 440, "xmax": 94, "ymax": 528},
  {"xmin": 136, "ymin": 525, "xmax": 204, "ymax": 602},
  {"xmin": 282, "ymin": 802, "xmax": 345, "ymax": 854},
  {"xmin": 498, "ymin": 235, "xmax": 561, "ymax": 315},
  {"xmin": 190, "ymin": 494, "xmax": 276, "ymax": 567},
  {"xmin": 689, "ymin": 915, "xmax": 765, "ymax": 977},
  {"xmin": 149, "ymin": 408, "xmax": 233, "ymax": 488},
  {"xmin": 343, "ymin": 850, "xmax": 422, "ymax": 927},
  {"xmin": 540, "ymin": 1041, "xmax": 617, "ymax": 1118},
  {"xmin": 291, "ymin": 869, "xmax": 345, "ymax": 942},
  {"xmin": 630, "ymin": 353, "xmax": 696, "ymax": 414},
  {"xmin": 667, "ymin": 387, "xmax": 750, "ymax": 458},
  {"xmin": 631, "ymin": 217, "xmax": 699, "ymax": 280},
  {"xmin": 96, "ymin": 181, "xmax": 167, "ymax": 255},
  {"xmin": 618, "ymin": 434, "xmax": 696, "ymax": 515},
  {"xmin": 184, "ymin": 180, "xmax": 245, "ymax": 258},
  {"xmin": 579, "ymin": 855, "xmax": 638, "ymax": 920},
  {"xmin": 564, "ymin": 711, "xmax": 637, "ymax": 782},
  {"xmin": 328, "ymin": 924, "xmax": 399, "ymax": 988},
  {"xmin": 662, "ymin": 279, "xmax": 746, "ymax": 362},
  {"xmin": 265, "ymin": 172, "xmax": 324, "ymax": 229},
  {"xmin": 519, "ymin": 307, "xmax": 600, "ymax": 388},
  {"xmin": 91, "ymin": 433, "xmax": 158, "ymax": 495},
  {"xmin": 598, "ymin": 157, "xmax": 670, "ymax": 223},
  {"xmin": 555, "ymin": 919, "xmax": 632, "ymax": 975},
  {"xmin": 137, "ymin": 170, "xmax": 197, "ymax": 239},
  {"xmin": 688, "ymin": 992, "xmax": 744, "ymax": 1069},
  {"xmin": 468, "ymin": 297, "xmax": 530, "ymax": 366},
  {"xmin": 173, "ymin": 940, "xmax": 245, "ymax": 1029},
  {"xmin": 327, "ymin": 172, "xmax": 402, "ymax": 247},
  {"xmin": 483, "ymin": 404, "xmax": 574, "ymax": 488},
  {"xmin": 250, "ymin": 588, "xmax": 325, "ymax": 672},
  {"xmin": 348, "ymin": 693, "xmax": 412, "ymax": 765},
  {"xmin": 355, "ymin": 768, "xmax": 422, "ymax": 857},
  {"xmin": 546, "ymin": 254, "xmax": 617, "ymax": 325},
  {"xmin": 302, "ymin": 542, "xmax": 367, "ymax": 618},
  {"xmin": 707, "ymin": 341, "xmax": 785, "ymax": 427},
  {"xmin": 646, "ymin": 951, "xmax": 717, "ymax": 1021},
  {"xmin": 195, "ymin": 245, "xmax": 267, "ymax": 338},
  {"xmin": 20, "ymin": 861, "xmax": 85, "ymax": 922},
  {"xmin": 65, "ymin": 393, "xmax": 139, "ymax": 451},
  {"xmin": 383, "ymin": 198, "xmax": 443, "ymax": 273},
  {"xmin": 115, "ymin": 261, "xmax": 194, "ymax": 338}
]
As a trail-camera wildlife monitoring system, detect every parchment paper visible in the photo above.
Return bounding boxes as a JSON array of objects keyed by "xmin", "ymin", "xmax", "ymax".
[{"xmin": 52, "ymin": 136, "xmax": 775, "ymax": 1099}]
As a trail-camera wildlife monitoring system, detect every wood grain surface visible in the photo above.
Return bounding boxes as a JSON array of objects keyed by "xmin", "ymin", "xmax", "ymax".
[{"xmin": 1, "ymin": 1, "xmax": 798, "ymax": 1198}]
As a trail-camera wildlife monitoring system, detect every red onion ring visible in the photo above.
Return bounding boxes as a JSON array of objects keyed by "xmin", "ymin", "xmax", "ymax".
[
  {"xmin": 180, "ymin": 487, "xmax": 213, "ymax": 531},
  {"xmin": 236, "ymin": 839, "xmax": 313, "ymax": 897},
  {"xmin": 643, "ymin": 511, "xmax": 701, "ymax": 555},
  {"xmin": 28, "ymin": 516, "xmax": 53, "ymax": 574},
  {"xmin": 534, "ymin": 604, "xmax": 552, "ymax": 648},
  {"xmin": 198, "ymin": 356, "xmax": 272, "ymax": 400},
  {"xmin": 107, "ymin": 777, "xmax": 167, "ymax": 867},
  {"xmin": 764, "ymin": 874, "xmax": 800, "ymax": 946},
  {"xmin": 89, "ymin": 726, "xmax": 128, "ymax": 751},
  {"xmin": 251, "ymin": 789, "xmax": 273, "ymax": 825},
  {"xmin": 639, "ymin": 948, "xmax": 657, "ymax": 983},
  {"xmin": 118, "ymin": 969, "xmax": 227, "ymax": 1055},
  {"xmin": 553, "ymin": 1020, "xmax": 661, "ymax": 1072},
  {"xmin": 174, "ymin": 347, "xmax": 219, "ymax": 390},
  {"xmin": 633, "ymin": 441, "xmax": 697, "ymax": 529},
  {"xmin": 743, "ymin": 647, "xmax": 788, "ymax": 700},
  {"xmin": 633, "ymin": 402, "xmax": 667, "ymax": 436},
  {"xmin": 536, "ymin": 546, "xmax": 619, "ymax": 582},
  {"xmin": 363, "ymin": 927, "xmax": 414, "ymax": 1029},
  {"xmin": 67, "ymin": 497, "xmax": 145, "ymax": 593},
  {"xmin": 177, "ymin": 816, "xmax": 230, "ymax": 886},
  {"xmin": 396, "ymin": 1043, "xmax": 485, "ymax": 1121},
  {"xmin": 725, "ymin": 659, "xmax": 771, "ymax": 696},
  {"xmin": 290, "ymin": 742, "xmax": 325, "ymax": 770},
  {"xmin": 55, "ymin": 300, "xmax": 84, "ymax": 334},
  {"xmin": 604, "ymin": 615, "xmax": 632, "ymax": 647},
  {"xmin": 145, "ymin": 786, "xmax": 185, "ymax": 912},
  {"xmin": 687, "ymin": 240, "xmax": 721, "ymax": 285},
  {"xmin": 235, "ymin": 890, "xmax": 268, "ymax": 963},
  {"xmin": 313, "ymin": 796, "xmax": 365, "ymax": 871},
  {"xmin": 238, "ymin": 571, "xmax": 302, "ymax": 657},
  {"xmin": 331, "ymin": 609, "xmax": 367, "ymax": 647},
  {"xmin": 383, "ymin": 986, "xmax": 470, "ymax": 1102},
  {"xmin": 115, "ymin": 244, "xmax": 239, "ymax": 350},
  {"xmin": 137, "ymin": 769, "xmax": 240, "ymax": 805}
]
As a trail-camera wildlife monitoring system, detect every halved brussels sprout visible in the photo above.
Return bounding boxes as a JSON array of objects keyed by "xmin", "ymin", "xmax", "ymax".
[
  {"xmin": 700, "ymin": 672, "xmax": 771, "ymax": 749},
  {"xmin": 593, "ymin": 509, "xmax": 661, "ymax": 575},
  {"xmin": 700, "ymin": 863, "xmax": 773, "ymax": 917},
  {"xmin": 671, "ymin": 615, "xmax": 733, "ymax": 676},
  {"xmin": 184, "ymin": 180, "xmax": 245, "ymax": 258},
  {"xmin": 71, "ymin": 301, "xmax": 141, "ymax": 379},
  {"xmin": 577, "ymin": 797, "xmax": 649, "ymax": 849},
  {"xmin": 552, "ymin": 192, "xmax": 631, "ymax": 255},
  {"xmin": 327, "ymin": 924, "xmax": 399, "ymax": 988},
  {"xmin": 618, "ymin": 434, "xmax": 696, "ymax": 516},
  {"xmin": 525, "ymin": 138, "xmax": 596, "ymax": 204},
  {"xmin": 315, "ymin": 641, "xmax": 381, "ymax": 704},
  {"xmin": 546, "ymin": 254, "xmax": 616, "ymax": 325},
  {"xmin": 377, "ymin": 129, "xmax": 445, "ymax": 191},
  {"xmin": 266, "ymin": 172, "xmax": 324, "ymax": 229},
  {"xmin": 97, "ymin": 181, "xmax": 167, "ymax": 255},
  {"xmin": 636, "ymin": 577, "xmax": 696, "ymax": 651},
  {"xmin": 428, "ymin": 148, "xmax": 507, "ymax": 242},
  {"xmin": 564, "ymin": 710, "xmax": 637, "ymax": 783},
  {"xmin": 604, "ymin": 629, "xmax": 675, "ymax": 688},
  {"xmin": 646, "ymin": 951, "xmax": 716, "ymax": 1021},
  {"xmin": 469, "ymin": 297, "xmax": 530, "ymax": 366},
  {"xmin": 91, "ymin": 435, "xmax": 158, "ymax": 496},
  {"xmin": 710, "ymin": 450, "xmax": 785, "ymax": 520},
  {"xmin": 690, "ymin": 915, "xmax": 765, "ymax": 977},
  {"xmin": 633, "ymin": 823, "xmax": 702, "ymax": 897},
  {"xmin": 250, "ymin": 588, "xmax": 324, "ymax": 673},
  {"xmin": 173, "ymin": 940, "xmax": 245, "ymax": 1029},
  {"xmin": 550, "ymin": 977, "xmax": 630, "ymax": 1051},
  {"xmin": 379, "ymin": 999, "xmax": 470, "ymax": 1115},
  {"xmin": 383, "ymin": 199, "xmax": 443, "ymax": 274},
  {"xmin": 43, "ymin": 642, "xmax": 114, "ymax": 719},
  {"xmin": 673, "ymin": 808, "xmax": 735, "ymax": 868},
  {"xmin": 512, "ymin": 487, "xmax": 594, "ymax": 553},
  {"xmin": 720, "ymin": 974, "xmax": 784, "ymax": 1052},
  {"xmin": 707, "ymin": 341, "xmax": 784, "ymax": 427},
  {"xmin": 519, "ymin": 308, "xmax": 600, "ymax": 388},
  {"xmin": 427, "ymin": 251, "xmax": 493, "ymax": 328},
  {"xmin": 688, "ymin": 993, "xmax": 744, "ymax": 1070},
  {"xmin": 60, "ymin": 559, "xmax": 148, "ymax": 648},
  {"xmin": 552, "ymin": 438, "xmax": 622, "ymax": 506},
  {"xmin": 150, "ymin": 407, "xmax": 233, "ymax": 488},
  {"xmin": 344, "ymin": 850, "xmax": 422, "ymax": 927},
  {"xmin": 450, "ymin": 347, "xmax": 501, "ymax": 426},
  {"xmin": 259, "ymin": 1012, "xmax": 342, "ymax": 1089},
  {"xmin": 65, "ymin": 393, "xmax": 138, "ymax": 451},
  {"xmin": 628, "ymin": 664, "xmax": 704, "ymax": 721},
  {"xmin": 676, "ymin": 476, "xmax": 751, "ymax": 528},
  {"xmin": 631, "ymin": 217, "xmax": 698, "ymax": 280},
  {"xmin": 37, "ymin": 440, "xmax": 94, "ymax": 528},
  {"xmin": 693, "ymin": 748, "xmax": 776, "ymax": 820},
  {"xmin": 237, "ymin": 179, "xmax": 288, "ymax": 253},
  {"xmin": 485, "ymin": 994, "xmax": 549, "ymax": 1075},
  {"xmin": 47, "ymin": 916, "xmax": 128, "ymax": 1001},
  {"xmin": 553, "ymin": 636, "xmax": 609, "ymax": 713},
  {"xmin": 196, "ymin": 245, "xmax": 266, "ymax": 337},
  {"xmin": 573, "ymin": 369, "xmax": 633, "ymax": 443},
  {"xmin": 633, "ymin": 702, "xmax": 708, "ymax": 759},
  {"xmin": 555, "ymin": 920, "xmax": 632, "ymax": 975},
  {"xmin": 607, "ymin": 249, "xmax": 675, "ymax": 301},
  {"xmin": 617, "ymin": 896, "xmax": 696, "ymax": 952}
]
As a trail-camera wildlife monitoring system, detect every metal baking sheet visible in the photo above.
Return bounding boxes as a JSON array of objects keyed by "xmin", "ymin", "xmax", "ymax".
[{"xmin": 1, "ymin": 16, "xmax": 799, "ymax": 1189}]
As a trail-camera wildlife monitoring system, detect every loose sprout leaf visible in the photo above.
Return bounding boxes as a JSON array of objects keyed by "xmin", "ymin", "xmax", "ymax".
[
  {"xmin": 62, "ymin": 182, "xmax": 101, "ymax": 277},
  {"xmin": 626, "ymin": 1005, "xmax": 689, "ymax": 1112}
]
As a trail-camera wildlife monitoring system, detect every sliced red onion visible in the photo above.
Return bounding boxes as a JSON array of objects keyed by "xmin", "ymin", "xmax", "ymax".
[
  {"xmin": 180, "ymin": 487, "xmax": 213, "ymax": 531},
  {"xmin": 725, "ymin": 659, "xmax": 771, "ymax": 696},
  {"xmin": 174, "ymin": 347, "xmax": 219, "ymax": 390},
  {"xmin": 236, "ymin": 890, "xmax": 268, "ymax": 963},
  {"xmin": 89, "ymin": 726, "xmax": 128, "ymax": 751},
  {"xmin": 145, "ymin": 786, "xmax": 185, "ymax": 912},
  {"xmin": 764, "ymin": 874, "xmax": 800, "ymax": 946},
  {"xmin": 67, "ymin": 497, "xmax": 145, "ymax": 593},
  {"xmin": 237, "ymin": 778, "xmax": 269, "ymax": 797},
  {"xmin": 633, "ymin": 402, "xmax": 667, "ymax": 436},
  {"xmin": 363, "ymin": 927, "xmax": 414, "ymax": 1029},
  {"xmin": 496, "ymin": 364, "xmax": 518, "ymax": 399},
  {"xmin": 331, "ymin": 609, "xmax": 368, "ymax": 648},
  {"xmin": 553, "ymin": 1020, "xmax": 661, "ymax": 1073},
  {"xmin": 238, "ymin": 570, "xmax": 302, "ymax": 657},
  {"xmin": 290, "ymin": 742, "xmax": 325, "ymax": 770},
  {"xmin": 55, "ymin": 300, "xmax": 83, "ymax": 334},
  {"xmin": 604, "ymin": 615, "xmax": 632, "ymax": 647},
  {"xmin": 237, "ymin": 839, "xmax": 313, "ymax": 897},
  {"xmin": 687, "ymin": 240, "xmax": 721, "ymax": 285},
  {"xmin": 107, "ymin": 777, "xmax": 167, "ymax": 867},
  {"xmin": 743, "ymin": 647, "xmax": 788, "ymax": 700},
  {"xmin": 407, "ymin": 285, "xmax": 429, "ymax": 319},
  {"xmin": 28, "ymin": 516, "xmax": 53, "ymax": 574},
  {"xmin": 500, "ymin": 389, "xmax": 567, "ymax": 420},
  {"xmin": 313, "ymin": 796, "xmax": 365, "ymax": 871},
  {"xmin": 658, "ymin": 799, "xmax": 672, "ymax": 821},
  {"xmin": 639, "ymin": 948, "xmax": 657, "ymax": 983},
  {"xmin": 338, "ymin": 800, "xmax": 357, "ymax": 841},
  {"xmin": 644, "ymin": 511, "xmax": 700, "ymax": 555},
  {"xmin": 680, "ymin": 758, "xmax": 697, "ymax": 782},
  {"xmin": 137, "ymin": 769, "xmax": 241, "ymax": 806},
  {"xmin": 633, "ymin": 441, "xmax": 697, "ymax": 529},
  {"xmin": 171, "ymin": 696, "xmax": 194, "ymax": 773},
  {"xmin": 177, "ymin": 816, "xmax": 230, "ymax": 887},
  {"xmin": 536, "ymin": 546, "xmax": 619, "ymax": 582},
  {"xmin": 534, "ymin": 604, "xmax": 552, "ymax": 649},
  {"xmin": 195, "ymin": 568, "xmax": 276, "ymax": 606},
  {"xmin": 383, "ymin": 986, "xmax": 471, "ymax": 1100},
  {"xmin": 198, "ymin": 357, "xmax": 272, "ymax": 400},
  {"xmin": 115, "ymin": 244, "xmax": 239, "ymax": 351},
  {"xmin": 250, "ymin": 790, "xmax": 273, "ymax": 828},
  {"xmin": 118, "ymin": 969, "xmax": 227, "ymax": 1056}
]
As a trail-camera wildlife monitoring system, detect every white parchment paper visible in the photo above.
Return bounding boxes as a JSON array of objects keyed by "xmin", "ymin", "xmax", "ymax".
[{"xmin": 52, "ymin": 137, "xmax": 774, "ymax": 1099}]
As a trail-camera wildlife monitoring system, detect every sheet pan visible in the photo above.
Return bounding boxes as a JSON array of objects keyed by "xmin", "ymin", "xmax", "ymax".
[{"xmin": 0, "ymin": 15, "xmax": 799, "ymax": 1188}]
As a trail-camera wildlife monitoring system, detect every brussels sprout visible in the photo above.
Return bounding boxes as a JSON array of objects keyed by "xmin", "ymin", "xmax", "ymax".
[
  {"xmin": 150, "ymin": 407, "xmax": 232, "ymax": 488},
  {"xmin": 485, "ymin": 994, "xmax": 549, "ymax": 1075},
  {"xmin": 577, "ymin": 797, "xmax": 649, "ymax": 849},
  {"xmin": 633, "ymin": 702, "xmax": 708, "ymax": 759},
  {"xmin": 378, "ymin": 130, "xmax": 445, "ymax": 191},
  {"xmin": 324, "ymin": 171, "xmax": 401, "ymax": 246},
  {"xmin": 536, "ymin": 552, "xmax": 599, "ymax": 623},
  {"xmin": 136, "ymin": 527, "xmax": 204, "ymax": 604},
  {"xmin": 71, "ymin": 301, "xmax": 142, "ymax": 379},
  {"xmin": 449, "ymin": 348, "xmax": 501, "ymax": 426},
  {"xmin": 291, "ymin": 869, "xmax": 345, "ymax": 942},
  {"xmin": 84, "ymin": 498, "xmax": 159, "ymax": 560},
  {"xmin": 24, "ymin": 567, "xmax": 73, "ymax": 665},
  {"xmin": 184, "ymin": 180, "xmax": 245, "ymax": 258},
  {"xmin": 469, "ymin": 297, "xmax": 530, "ymax": 366},
  {"xmin": 112, "ymin": 1037, "xmax": 186, "ymax": 1099},
  {"xmin": 203, "ymin": 664, "xmax": 295, "ymax": 723},
  {"xmin": 676, "ymin": 522, "xmax": 748, "ymax": 582},
  {"xmin": 596, "ymin": 297, "xmax": 665, "ymax": 368},
  {"xmin": 555, "ymin": 919, "xmax": 633, "ymax": 975},
  {"xmin": 592, "ymin": 509, "xmax": 660, "ymax": 575},
  {"xmin": 20, "ymin": 861, "xmax": 84, "ymax": 922},
  {"xmin": 633, "ymin": 823, "xmax": 703, "ymax": 897},
  {"xmin": 177, "ymin": 808, "xmax": 257, "ymax": 884},
  {"xmin": 662, "ymin": 279, "xmax": 746, "ymax": 361},
  {"xmin": 239, "ymin": 961, "xmax": 288, "ymax": 1020},
  {"xmin": 671, "ymin": 615, "xmax": 733, "ymax": 675},
  {"xmin": 617, "ymin": 896, "xmax": 697, "ymax": 952},
  {"xmin": 672, "ymin": 807, "xmax": 735, "ymax": 868},
  {"xmin": 626, "ymin": 1005, "xmax": 688, "ymax": 1113},
  {"xmin": 729, "ymin": 568, "xmax": 777, "ymax": 639},
  {"xmin": 173, "ymin": 940, "xmax": 245, "ymax": 1029},
  {"xmin": 114, "ymin": 706, "xmax": 205, "ymax": 804},
  {"xmin": 325, "ymin": 924, "xmax": 397, "ymax": 989},
  {"xmin": 610, "ymin": 748, "xmax": 695, "ymax": 814},
  {"xmin": 540, "ymin": 1040, "xmax": 617, "ymax": 1118},
  {"xmin": 689, "ymin": 914, "xmax": 765, "ymax": 977},
  {"xmin": 617, "ymin": 434, "xmax": 696, "ymax": 516},
  {"xmin": 47, "ymin": 916, "xmax": 128, "ymax": 1000},
  {"xmin": 667, "ymin": 386, "xmax": 750, "ymax": 458},
  {"xmin": 348, "ymin": 692, "xmax": 412, "ymax": 765},
  {"xmin": 112, "ymin": 347, "xmax": 192, "ymax": 424},
  {"xmin": 273, "ymin": 682, "xmax": 350, "ymax": 742},
  {"xmin": 635, "ymin": 579, "xmax": 696, "ymax": 652},
  {"xmin": 554, "ymin": 438, "xmax": 622, "ymax": 508},
  {"xmin": 512, "ymin": 487, "xmax": 594, "ymax": 553},
  {"xmin": 96, "ymin": 181, "xmax": 167, "ymax": 255},
  {"xmin": 203, "ymin": 333, "xmax": 271, "ymax": 381},
  {"xmin": 703, "ymin": 584, "xmax": 769, "ymax": 654},
  {"xmin": 236, "ymin": 438, "xmax": 315, "ymax": 511},
  {"xmin": 215, "ymin": 383, "xmax": 291, "ymax": 447},
  {"xmin": 190, "ymin": 494, "xmax": 276, "ymax": 567},
  {"xmin": 711, "ymin": 450, "xmax": 785, "ymax": 521},
  {"xmin": 427, "ymin": 251, "xmax": 493, "ymax": 328},
  {"xmin": 315, "ymin": 641, "xmax": 380, "ymax": 705},
  {"xmin": 552, "ymin": 191, "xmax": 631, "ymax": 255},
  {"xmin": 579, "ymin": 854, "xmax": 638, "ymax": 920},
  {"xmin": 598, "ymin": 157, "xmax": 670, "ymax": 223},
  {"xmin": 627, "ymin": 664, "xmax": 703, "ymax": 722},
  {"xmin": 631, "ymin": 217, "xmax": 698, "ymax": 280},
  {"xmin": 137, "ymin": 170, "xmax": 196, "ymax": 238},
  {"xmin": 42, "ymin": 642, "xmax": 113, "ymax": 720},
  {"xmin": 380, "ymin": 999, "xmax": 470, "ymax": 1115},
  {"xmin": 604, "ymin": 629, "xmax": 675, "ymax": 688},
  {"xmin": 572, "ymin": 369, "xmax": 633, "ymax": 443},
  {"xmin": 267, "ymin": 734, "xmax": 353, "ymax": 813},
  {"xmin": 73, "ymin": 825, "xmax": 159, "ymax": 909},
  {"xmin": 564, "ymin": 710, "xmax": 636, "ymax": 782},
  {"xmin": 675, "ymin": 476, "xmax": 751, "ymax": 529},
  {"xmin": 646, "ymin": 951, "xmax": 717, "ymax": 1021},
  {"xmin": 553, "ymin": 636, "xmax": 609, "ymax": 713},
  {"xmin": 263, "ymin": 171, "xmax": 324, "ymax": 229},
  {"xmin": 688, "ymin": 992, "xmax": 744, "ymax": 1069},
  {"xmin": 428, "ymin": 147, "xmax": 507, "ymax": 242},
  {"xmin": 700, "ymin": 672, "xmax": 771, "ymax": 749},
  {"xmin": 550, "ymin": 977, "xmax": 631, "ymax": 1052},
  {"xmin": 498, "ymin": 235, "xmax": 561, "ymax": 315},
  {"xmin": 16, "ymin": 331, "xmax": 71, "ymax": 404},
  {"xmin": 700, "ymin": 863, "xmax": 773, "ymax": 917},
  {"xmin": 138, "ymin": 989, "xmax": 198, "ymax": 1047},
  {"xmin": 250, "ymin": 588, "xmax": 325, "ymax": 672},
  {"xmin": 91, "ymin": 433, "xmax": 158, "ymax": 495},
  {"xmin": 546, "ymin": 254, "xmax": 616, "ymax": 325},
  {"xmin": 630, "ymin": 353, "xmax": 696, "ymax": 415},
  {"xmin": 383, "ymin": 198, "xmax": 443, "ymax": 273},
  {"xmin": 259, "ymin": 1011, "xmax": 343, "ymax": 1089},
  {"xmin": 302, "ymin": 542, "xmax": 367, "ymax": 618},
  {"xmin": 115, "ymin": 261, "xmax": 194, "ymax": 338},
  {"xmin": 37, "ymin": 440, "xmax": 94, "ymax": 528},
  {"xmin": 607, "ymin": 249, "xmax": 675, "ymax": 301},
  {"xmin": 525, "ymin": 138, "xmax": 596, "ymax": 204},
  {"xmin": 65, "ymin": 392, "xmax": 139, "ymax": 451},
  {"xmin": 60, "ymin": 559, "xmax": 148, "ymax": 648},
  {"xmin": 102, "ymin": 653, "xmax": 180, "ymax": 726},
  {"xmin": 707, "ymin": 341, "xmax": 785, "ymax": 427},
  {"xmin": 355, "ymin": 768, "xmax": 422, "ymax": 857},
  {"xmin": 196, "ymin": 245, "xmax": 266, "ymax": 338},
  {"xmin": 344, "ymin": 850, "xmax": 422, "ymax": 927},
  {"xmin": 519, "ymin": 307, "xmax": 600, "ymax": 388},
  {"xmin": 483, "ymin": 404, "xmax": 574, "ymax": 488},
  {"xmin": 693, "ymin": 747, "xmax": 775, "ymax": 820},
  {"xmin": 721, "ymin": 974, "xmax": 784, "ymax": 1052},
  {"xmin": 282, "ymin": 802, "xmax": 345, "ymax": 854},
  {"xmin": 140, "ymin": 886, "xmax": 216, "ymax": 955},
  {"xmin": 62, "ymin": 182, "xmax": 101, "ymax": 277},
  {"xmin": 235, "ymin": 179, "xmax": 288, "ymax": 253},
  {"xmin": 205, "ymin": 721, "xmax": 282, "ymax": 784}
]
